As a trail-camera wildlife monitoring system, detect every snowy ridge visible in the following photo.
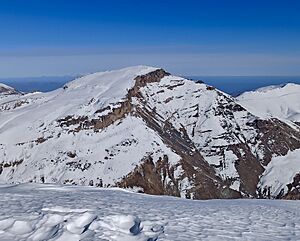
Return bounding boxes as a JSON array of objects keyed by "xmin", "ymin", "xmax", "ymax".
[
  {"xmin": 0, "ymin": 83, "xmax": 15, "ymax": 91},
  {"xmin": 0, "ymin": 83, "xmax": 19, "ymax": 98},
  {"xmin": 237, "ymin": 83, "xmax": 300, "ymax": 122}
]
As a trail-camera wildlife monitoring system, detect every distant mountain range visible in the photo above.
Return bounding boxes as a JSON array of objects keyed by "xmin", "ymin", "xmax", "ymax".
[
  {"xmin": 0, "ymin": 66, "xmax": 299, "ymax": 200},
  {"xmin": 2, "ymin": 75, "xmax": 300, "ymax": 95},
  {"xmin": 0, "ymin": 76, "xmax": 77, "ymax": 92}
]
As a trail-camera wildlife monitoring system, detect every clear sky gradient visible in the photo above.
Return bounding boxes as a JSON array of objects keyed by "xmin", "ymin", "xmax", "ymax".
[{"xmin": 1, "ymin": 0, "xmax": 300, "ymax": 77}]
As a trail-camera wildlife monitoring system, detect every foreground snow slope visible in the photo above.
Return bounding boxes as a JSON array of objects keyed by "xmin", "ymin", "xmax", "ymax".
[
  {"xmin": 237, "ymin": 83, "xmax": 300, "ymax": 122},
  {"xmin": 0, "ymin": 184, "xmax": 299, "ymax": 241}
]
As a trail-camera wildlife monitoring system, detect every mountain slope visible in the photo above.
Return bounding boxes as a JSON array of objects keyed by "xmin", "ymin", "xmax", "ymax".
[
  {"xmin": 1, "ymin": 67, "xmax": 300, "ymax": 199},
  {"xmin": 237, "ymin": 83, "xmax": 300, "ymax": 199},
  {"xmin": 0, "ymin": 83, "xmax": 19, "ymax": 95}
]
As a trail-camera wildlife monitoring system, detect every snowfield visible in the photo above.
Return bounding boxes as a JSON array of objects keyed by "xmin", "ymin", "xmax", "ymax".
[
  {"xmin": 237, "ymin": 83, "xmax": 300, "ymax": 122},
  {"xmin": 0, "ymin": 184, "xmax": 300, "ymax": 241}
]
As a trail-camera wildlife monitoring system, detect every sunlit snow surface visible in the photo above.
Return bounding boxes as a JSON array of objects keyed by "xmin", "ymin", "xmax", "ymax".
[
  {"xmin": 237, "ymin": 83, "xmax": 300, "ymax": 122},
  {"xmin": 0, "ymin": 184, "xmax": 300, "ymax": 241}
]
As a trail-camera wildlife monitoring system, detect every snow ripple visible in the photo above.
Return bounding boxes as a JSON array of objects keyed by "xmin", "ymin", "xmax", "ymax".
[{"xmin": 0, "ymin": 184, "xmax": 299, "ymax": 240}]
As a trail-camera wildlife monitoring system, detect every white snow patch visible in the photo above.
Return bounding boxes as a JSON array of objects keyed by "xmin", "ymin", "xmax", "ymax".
[{"xmin": 237, "ymin": 83, "xmax": 300, "ymax": 122}]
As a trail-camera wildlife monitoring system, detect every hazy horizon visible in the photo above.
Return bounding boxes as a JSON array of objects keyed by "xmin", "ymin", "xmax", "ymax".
[{"xmin": 3, "ymin": 74, "xmax": 300, "ymax": 96}]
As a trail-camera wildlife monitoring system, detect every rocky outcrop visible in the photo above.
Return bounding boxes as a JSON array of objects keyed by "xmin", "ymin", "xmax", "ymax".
[
  {"xmin": 118, "ymin": 155, "xmax": 181, "ymax": 196},
  {"xmin": 284, "ymin": 173, "xmax": 300, "ymax": 200},
  {"xmin": 247, "ymin": 118, "xmax": 300, "ymax": 165}
]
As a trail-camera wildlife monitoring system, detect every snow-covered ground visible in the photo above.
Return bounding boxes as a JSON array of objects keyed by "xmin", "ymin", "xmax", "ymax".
[{"xmin": 0, "ymin": 184, "xmax": 299, "ymax": 241}]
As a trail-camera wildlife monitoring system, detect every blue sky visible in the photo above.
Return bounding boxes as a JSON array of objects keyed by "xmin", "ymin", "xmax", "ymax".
[{"xmin": 0, "ymin": 0, "xmax": 300, "ymax": 77}]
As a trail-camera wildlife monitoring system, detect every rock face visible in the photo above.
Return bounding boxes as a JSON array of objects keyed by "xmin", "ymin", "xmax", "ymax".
[
  {"xmin": 0, "ymin": 66, "xmax": 300, "ymax": 199},
  {"xmin": 284, "ymin": 173, "xmax": 300, "ymax": 200}
]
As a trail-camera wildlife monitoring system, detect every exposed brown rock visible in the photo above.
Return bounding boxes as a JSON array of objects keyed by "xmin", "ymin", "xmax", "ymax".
[
  {"xmin": 229, "ymin": 144, "xmax": 264, "ymax": 196},
  {"xmin": 206, "ymin": 86, "xmax": 215, "ymax": 90},
  {"xmin": 247, "ymin": 118, "xmax": 300, "ymax": 165},
  {"xmin": 118, "ymin": 155, "xmax": 181, "ymax": 196},
  {"xmin": 127, "ymin": 104, "xmax": 241, "ymax": 199},
  {"xmin": 36, "ymin": 137, "xmax": 47, "ymax": 144},
  {"xmin": 283, "ymin": 173, "xmax": 300, "ymax": 200},
  {"xmin": 58, "ymin": 115, "xmax": 88, "ymax": 128}
]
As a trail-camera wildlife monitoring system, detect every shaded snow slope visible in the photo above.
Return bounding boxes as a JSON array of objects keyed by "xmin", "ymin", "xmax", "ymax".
[
  {"xmin": 237, "ymin": 83, "xmax": 300, "ymax": 122},
  {"xmin": 0, "ymin": 116, "xmax": 180, "ymax": 185},
  {"xmin": 0, "ymin": 184, "xmax": 300, "ymax": 241}
]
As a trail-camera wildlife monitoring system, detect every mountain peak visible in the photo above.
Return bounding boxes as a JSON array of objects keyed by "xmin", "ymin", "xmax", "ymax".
[{"xmin": 64, "ymin": 65, "xmax": 159, "ymax": 89}]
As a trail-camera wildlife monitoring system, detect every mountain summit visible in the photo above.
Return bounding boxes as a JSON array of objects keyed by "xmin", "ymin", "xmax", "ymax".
[{"xmin": 0, "ymin": 66, "xmax": 300, "ymax": 199}]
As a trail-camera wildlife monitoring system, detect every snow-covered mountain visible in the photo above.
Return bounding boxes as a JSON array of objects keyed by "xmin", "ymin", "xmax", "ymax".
[
  {"xmin": 237, "ymin": 83, "xmax": 300, "ymax": 199},
  {"xmin": 237, "ymin": 83, "xmax": 300, "ymax": 123},
  {"xmin": 1, "ymin": 66, "xmax": 300, "ymax": 199}
]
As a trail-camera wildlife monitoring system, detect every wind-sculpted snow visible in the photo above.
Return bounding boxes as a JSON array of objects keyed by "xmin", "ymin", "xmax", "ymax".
[{"xmin": 0, "ymin": 184, "xmax": 300, "ymax": 241}]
